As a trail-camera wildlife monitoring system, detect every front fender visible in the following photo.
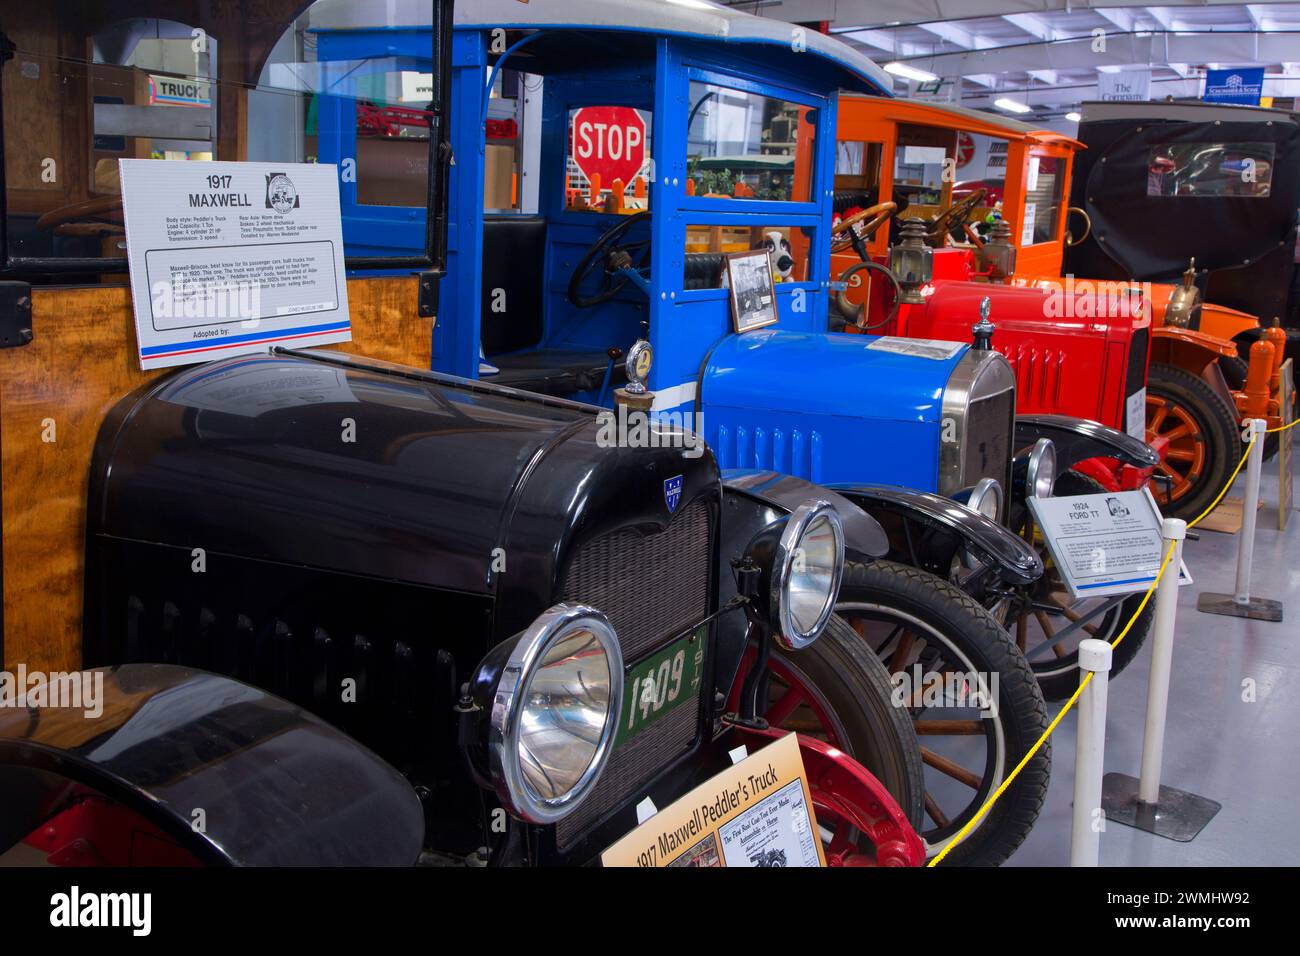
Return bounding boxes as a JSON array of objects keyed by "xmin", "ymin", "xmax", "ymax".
[
  {"xmin": 0, "ymin": 664, "xmax": 424, "ymax": 866},
  {"xmin": 1016, "ymin": 413, "xmax": 1159, "ymax": 471},
  {"xmin": 825, "ymin": 484, "xmax": 1043, "ymax": 588},
  {"xmin": 1150, "ymin": 325, "xmax": 1237, "ymax": 370}
]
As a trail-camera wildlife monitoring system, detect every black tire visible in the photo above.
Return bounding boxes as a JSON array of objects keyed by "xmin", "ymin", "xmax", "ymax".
[
  {"xmin": 1147, "ymin": 362, "xmax": 1241, "ymax": 521},
  {"xmin": 1021, "ymin": 471, "xmax": 1155, "ymax": 701},
  {"xmin": 771, "ymin": 618, "xmax": 925, "ymax": 830},
  {"xmin": 1218, "ymin": 354, "xmax": 1248, "ymax": 391},
  {"xmin": 829, "ymin": 560, "xmax": 1049, "ymax": 867}
]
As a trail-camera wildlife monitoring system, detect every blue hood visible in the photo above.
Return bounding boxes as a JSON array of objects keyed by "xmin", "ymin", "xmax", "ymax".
[{"xmin": 702, "ymin": 329, "xmax": 966, "ymax": 424}]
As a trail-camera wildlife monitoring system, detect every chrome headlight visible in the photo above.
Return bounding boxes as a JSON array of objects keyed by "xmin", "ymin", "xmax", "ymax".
[
  {"xmin": 486, "ymin": 604, "xmax": 623, "ymax": 824},
  {"xmin": 764, "ymin": 502, "xmax": 847, "ymax": 650},
  {"xmin": 1026, "ymin": 438, "xmax": 1057, "ymax": 499},
  {"xmin": 959, "ymin": 477, "xmax": 1003, "ymax": 522}
]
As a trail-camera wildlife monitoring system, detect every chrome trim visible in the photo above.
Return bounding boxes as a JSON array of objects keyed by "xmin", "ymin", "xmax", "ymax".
[
  {"xmin": 488, "ymin": 603, "xmax": 623, "ymax": 825},
  {"xmin": 966, "ymin": 477, "xmax": 1004, "ymax": 522},
  {"xmin": 1026, "ymin": 438, "xmax": 1057, "ymax": 500},
  {"xmin": 771, "ymin": 500, "xmax": 845, "ymax": 651},
  {"xmin": 938, "ymin": 348, "xmax": 1017, "ymax": 498},
  {"xmin": 624, "ymin": 339, "xmax": 653, "ymax": 395}
]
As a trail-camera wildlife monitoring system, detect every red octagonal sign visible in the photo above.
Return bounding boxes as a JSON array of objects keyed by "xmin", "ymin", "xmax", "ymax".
[{"xmin": 571, "ymin": 106, "xmax": 647, "ymax": 186}]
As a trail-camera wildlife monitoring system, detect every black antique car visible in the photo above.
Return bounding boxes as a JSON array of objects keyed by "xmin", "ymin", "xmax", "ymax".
[
  {"xmin": 67, "ymin": 346, "xmax": 926, "ymax": 865},
  {"xmin": 1066, "ymin": 99, "xmax": 1300, "ymax": 362}
]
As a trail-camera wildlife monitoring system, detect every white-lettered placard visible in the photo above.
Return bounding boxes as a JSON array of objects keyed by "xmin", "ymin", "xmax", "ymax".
[
  {"xmin": 119, "ymin": 159, "xmax": 351, "ymax": 369},
  {"xmin": 1028, "ymin": 488, "xmax": 1191, "ymax": 598}
]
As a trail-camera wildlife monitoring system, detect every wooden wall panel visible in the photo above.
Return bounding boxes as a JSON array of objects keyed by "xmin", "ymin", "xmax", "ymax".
[{"xmin": 0, "ymin": 276, "xmax": 432, "ymax": 672}]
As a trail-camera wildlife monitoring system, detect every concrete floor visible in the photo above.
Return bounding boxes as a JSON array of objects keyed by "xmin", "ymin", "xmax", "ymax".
[{"xmin": 1008, "ymin": 456, "xmax": 1300, "ymax": 866}]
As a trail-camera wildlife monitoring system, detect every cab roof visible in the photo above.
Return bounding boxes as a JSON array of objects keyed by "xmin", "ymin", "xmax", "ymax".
[
  {"xmin": 306, "ymin": 0, "xmax": 892, "ymax": 95},
  {"xmin": 840, "ymin": 93, "xmax": 1082, "ymax": 150},
  {"xmin": 1080, "ymin": 99, "xmax": 1300, "ymax": 126}
]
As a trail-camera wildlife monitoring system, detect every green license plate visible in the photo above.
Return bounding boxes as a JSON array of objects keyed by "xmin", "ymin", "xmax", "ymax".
[{"xmin": 614, "ymin": 627, "xmax": 706, "ymax": 747}]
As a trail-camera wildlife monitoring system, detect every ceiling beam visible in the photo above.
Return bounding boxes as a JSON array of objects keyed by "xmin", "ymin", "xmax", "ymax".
[
  {"xmin": 1002, "ymin": 13, "xmax": 1058, "ymax": 42},
  {"xmin": 888, "ymin": 31, "xmax": 1300, "ymax": 80},
  {"xmin": 816, "ymin": 0, "xmax": 1299, "ymax": 32},
  {"xmin": 915, "ymin": 21, "xmax": 994, "ymax": 50}
]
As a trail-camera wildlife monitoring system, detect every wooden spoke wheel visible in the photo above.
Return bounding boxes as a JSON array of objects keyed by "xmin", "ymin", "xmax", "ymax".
[
  {"xmin": 745, "ymin": 560, "xmax": 1050, "ymax": 866},
  {"xmin": 1145, "ymin": 363, "xmax": 1241, "ymax": 522}
]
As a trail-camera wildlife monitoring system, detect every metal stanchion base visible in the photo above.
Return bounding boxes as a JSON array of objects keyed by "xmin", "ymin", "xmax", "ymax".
[
  {"xmin": 1101, "ymin": 773, "xmax": 1221, "ymax": 842},
  {"xmin": 1196, "ymin": 592, "xmax": 1284, "ymax": 622}
]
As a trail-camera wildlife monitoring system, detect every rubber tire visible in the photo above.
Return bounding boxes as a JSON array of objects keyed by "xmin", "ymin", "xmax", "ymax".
[
  {"xmin": 832, "ymin": 560, "xmax": 1050, "ymax": 867},
  {"xmin": 1031, "ymin": 472, "xmax": 1155, "ymax": 701},
  {"xmin": 1216, "ymin": 355, "xmax": 1279, "ymax": 460},
  {"xmin": 1147, "ymin": 362, "xmax": 1241, "ymax": 521},
  {"xmin": 773, "ymin": 617, "xmax": 926, "ymax": 831}
]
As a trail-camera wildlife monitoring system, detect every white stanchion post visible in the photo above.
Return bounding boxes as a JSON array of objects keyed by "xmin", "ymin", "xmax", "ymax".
[
  {"xmin": 1197, "ymin": 417, "xmax": 1284, "ymax": 622},
  {"xmin": 1234, "ymin": 418, "xmax": 1267, "ymax": 604},
  {"xmin": 1071, "ymin": 638, "xmax": 1112, "ymax": 867},
  {"xmin": 1138, "ymin": 517, "xmax": 1186, "ymax": 805}
]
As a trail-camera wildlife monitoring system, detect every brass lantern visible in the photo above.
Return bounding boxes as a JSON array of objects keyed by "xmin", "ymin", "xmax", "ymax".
[
  {"xmin": 976, "ymin": 220, "xmax": 1017, "ymax": 283},
  {"xmin": 1163, "ymin": 259, "xmax": 1202, "ymax": 328},
  {"xmin": 890, "ymin": 218, "xmax": 933, "ymax": 304}
]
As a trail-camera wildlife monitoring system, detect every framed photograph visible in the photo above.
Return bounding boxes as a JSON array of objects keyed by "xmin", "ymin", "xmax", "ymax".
[{"xmin": 726, "ymin": 249, "xmax": 779, "ymax": 333}]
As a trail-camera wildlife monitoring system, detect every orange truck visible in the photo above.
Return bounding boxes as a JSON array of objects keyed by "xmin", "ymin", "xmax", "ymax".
[{"xmin": 826, "ymin": 95, "xmax": 1288, "ymax": 517}]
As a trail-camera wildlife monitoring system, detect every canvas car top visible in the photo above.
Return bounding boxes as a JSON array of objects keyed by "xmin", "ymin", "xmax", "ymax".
[
  {"xmin": 1080, "ymin": 99, "xmax": 1300, "ymax": 127},
  {"xmin": 304, "ymin": 0, "xmax": 892, "ymax": 95},
  {"xmin": 840, "ymin": 93, "xmax": 1084, "ymax": 148}
]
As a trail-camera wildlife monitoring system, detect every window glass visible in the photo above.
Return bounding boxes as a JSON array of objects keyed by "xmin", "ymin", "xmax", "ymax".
[
  {"xmin": 834, "ymin": 140, "xmax": 882, "ymax": 195},
  {"xmin": 683, "ymin": 223, "xmax": 811, "ymax": 289},
  {"xmin": 565, "ymin": 106, "xmax": 652, "ymax": 213},
  {"xmin": 1024, "ymin": 155, "xmax": 1064, "ymax": 244},
  {"xmin": 686, "ymin": 82, "xmax": 812, "ymax": 202},
  {"xmin": 1146, "ymin": 143, "xmax": 1274, "ymax": 198}
]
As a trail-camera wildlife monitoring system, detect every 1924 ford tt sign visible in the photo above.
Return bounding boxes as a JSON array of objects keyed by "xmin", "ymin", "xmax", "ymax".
[{"xmin": 0, "ymin": 0, "xmax": 1030, "ymax": 869}]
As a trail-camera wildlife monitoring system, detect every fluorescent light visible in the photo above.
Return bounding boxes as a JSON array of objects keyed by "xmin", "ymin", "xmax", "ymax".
[
  {"xmin": 994, "ymin": 97, "xmax": 1033, "ymax": 114},
  {"xmin": 1065, "ymin": 111, "xmax": 1082, "ymax": 122},
  {"xmin": 884, "ymin": 61, "xmax": 939, "ymax": 83}
]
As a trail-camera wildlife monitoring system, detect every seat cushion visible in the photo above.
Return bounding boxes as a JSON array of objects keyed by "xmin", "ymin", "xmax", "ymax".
[{"xmin": 481, "ymin": 216, "xmax": 547, "ymax": 354}]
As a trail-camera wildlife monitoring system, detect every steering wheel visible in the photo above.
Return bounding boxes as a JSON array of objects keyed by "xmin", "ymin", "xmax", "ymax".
[
  {"xmin": 1064, "ymin": 206, "xmax": 1092, "ymax": 247},
  {"xmin": 830, "ymin": 201, "xmax": 897, "ymax": 254},
  {"xmin": 568, "ymin": 211, "xmax": 652, "ymax": 308},
  {"xmin": 36, "ymin": 195, "xmax": 125, "ymax": 237},
  {"xmin": 924, "ymin": 187, "xmax": 987, "ymax": 246}
]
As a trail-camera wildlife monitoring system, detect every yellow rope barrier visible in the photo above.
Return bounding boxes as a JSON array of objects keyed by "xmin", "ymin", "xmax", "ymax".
[{"xmin": 926, "ymin": 430, "xmax": 1264, "ymax": 867}]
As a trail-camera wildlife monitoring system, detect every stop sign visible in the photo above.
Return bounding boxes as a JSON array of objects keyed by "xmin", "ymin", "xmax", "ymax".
[{"xmin": 571, "ymin": 106, "xmax": 647, "ymax": 186}]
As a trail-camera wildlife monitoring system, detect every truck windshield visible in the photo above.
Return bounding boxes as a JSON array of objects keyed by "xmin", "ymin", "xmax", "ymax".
[{"xmin": 687, "ymin": 81, "xmax": 812, "ymax": 202}]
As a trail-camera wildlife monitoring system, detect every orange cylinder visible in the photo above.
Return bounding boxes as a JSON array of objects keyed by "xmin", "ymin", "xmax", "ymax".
[
  {"xmin": 1266, "ymin": 325, "xmax": 1287, "ymax": 385},
  {"xmin": 1243, "ymin": 338, "xmax": 1275, "ymax": 421}
]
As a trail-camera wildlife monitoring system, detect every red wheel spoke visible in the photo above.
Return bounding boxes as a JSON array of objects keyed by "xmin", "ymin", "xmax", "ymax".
[{"xmin": 765, "ymin": 685, "xmax": 808, "ymax": 727}]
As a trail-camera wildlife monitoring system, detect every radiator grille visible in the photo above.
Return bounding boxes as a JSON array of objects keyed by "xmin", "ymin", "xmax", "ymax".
[
  {"xmin": 1126, "ymin": 327, "xmax": 1150, "ymax": 400},
  {"xmin": 964, "ymin": 392, "xmax": 1014, "ymax": 491},
  {"xmin": 554, "ymin": 496, "xmax": 713, "ymax": 848}
]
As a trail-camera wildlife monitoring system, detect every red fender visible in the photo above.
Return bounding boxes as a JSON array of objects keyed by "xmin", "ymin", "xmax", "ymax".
[{"xmin": 728, "ymin": 724, "xmax": 925, "ymax": 867}]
